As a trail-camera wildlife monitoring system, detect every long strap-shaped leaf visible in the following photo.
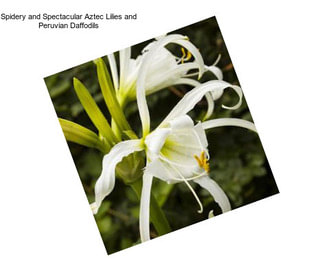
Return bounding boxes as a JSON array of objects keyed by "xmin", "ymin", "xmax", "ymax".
[
  {"xmin": 95, "ymin": 58, "xmax": 132, "ymax": 134},
  {"xmin": 73, "ymin": 77, "xmax": 118, "ymax": 145},
  {"xmin": 59, "ymin": 118, "xmax": 109, "ymax": 152}
]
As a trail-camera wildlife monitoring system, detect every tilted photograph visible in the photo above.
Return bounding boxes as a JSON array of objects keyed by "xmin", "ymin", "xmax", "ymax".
[{"xmin": 44, "ymin": 16, "xmax": 279, "ymax": 254}]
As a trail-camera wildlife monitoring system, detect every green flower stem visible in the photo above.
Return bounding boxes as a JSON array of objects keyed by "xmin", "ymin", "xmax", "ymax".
[{"xmin": 130, "ymin": 181, "xmax": 171, "ymax": 236}]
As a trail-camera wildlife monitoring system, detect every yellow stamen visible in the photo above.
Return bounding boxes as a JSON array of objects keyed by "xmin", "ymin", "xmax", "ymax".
[
  {"xmin": 186, "ymin": 50, "xmax": 192, "ymax": 61},
  {"xmin": 180, "ymin": 47, "xmax": 186, "ymax": 64},
  {"xmin": 194, "ymin": 154, "xmax": 202, "ymax": 167},
  {"xmin": 194, "ymin": 151, "xmax": 210, "ymax": 173},
  {"xmin": 180, "ymin": 47, "xmax": 192, "ymax": 64},
  {"xmin": 181, "ymin": 47, "xmax": 186, "ymax": 58}
]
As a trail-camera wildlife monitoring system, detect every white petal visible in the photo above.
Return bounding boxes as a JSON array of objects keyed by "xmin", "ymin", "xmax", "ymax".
[
  {"xmin": 137, "ymin": 34, "xmax": 204, "ymax": 136},
  {"xmin": 205, "ymin": 65, "xmax": 223, "ymax": 80},
  {"xmin": 145, "ymin": 62, "xmax": 198, "ymax": 92},
  {"xmin": 211, "ymin": 88, "xmax": 224, "ymax": 101},
  {"xmin": 193, "ymin": 122, "xmax": 209, "ymax": 149},
  {"xmin": 201, "ymin": 118, "xmax": 257, "ymax": 133},
  {"xmin": 173, "ymin": 39, "xmax": 205, "ymax": 78},
  {"xmin": 145, "ymin": 128, "xmax": 171, "ymax": 159},
  {"xmin": 149, "ymin": 47, "xmax": 176, "ymax": 69},
  {"xmin": 136, "ymin": 61, "xmax": 151, "ymax": 136},
  {"xmin": 90, "ymin": 202, "xmax": 98, "ymax": 214},
  {"xmin": 155, "ymin": 34, "xmax": 167, "ymax": 40},
  {"xmin": 143, "ymin": 49, "xmax": 179, "ymax": 93},
  {"xmin": 172, "ymin": 77, "xmax": 200, "ymax": 88},
  {"xmin": 145, "ymin": 77, "xmax": 198, "ymax": 98},
  {"xmin": 145, "ymin": 157, "xmax": 202, "ymax": 184},
  {"xmin": 161, "ymin": 80, "xmax": 237, "ymax": 125},
  {"xmin": 194, "ymin": 176, "xmax": 231, "ymax": 213},
  {"xmin": 160, "ymin": 141, "xmax": 202, "ymax": 168},
  {"xmin": 107, "ymin": 53, "xmax": 119, "ymax": 91},
  {"xmin": 204, "ymin": 92, "xmax": 215, "ymax": 120},
  {"xmin": 166, "ymin": 65, "xmax": 223, "ymax": 121},
  {"xmin": 208, "ymin": 210, "xmax": 215, "ymax": 218},
  {"xmin": 221, "ymin": 85, "xmax": 243, "ymax": 110},
  {"xmin": 172, "ymin": 78, "xmax": 214, "ymax": 121},
  {"xmin": 145, "ymin": 116, "xmax": 203, "ymax": 166},
  {"xmin": 167, "ymin": 114, "xmax": 194, "ymax": 130},
  {"xmin": 145, "ymin": 119, "xmax": 208, "ymax": 184},
  {"xmin": 119, "ymin": 47, "xmax": 131, "ymax": 91},
  {"xmin": 145, "ymin": 159, "xmax": 174, "ymax": 182},
  {"xmin": 93, "ymin": 139, "xmax": 144, "ymax": 214},
  {"xmin": 139, "ymin": 172, "xmax": 153, "ymax": 242}
]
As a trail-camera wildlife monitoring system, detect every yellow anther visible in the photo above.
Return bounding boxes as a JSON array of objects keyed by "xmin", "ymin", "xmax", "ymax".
[
  {"xmin": 181, "ymin": 47, "xmax": 186, "ymax": 58},
  {"xmin": 180, "ymin": 47, "xmax": 186, "ymax": 64},
  {"xmin": 186, "ymin": 50, "xmax": 192, "ymax": 61},
  {"xmin": 194, "ymin": 151, "xmax": 210, "ymax": 173},
  {"xmin": 194, "ymin": 154, "xmax": 203, "ymax": 167},
  {"xmin": 180, "ymin": 47, "xmax": 192, "ymax": 64}
]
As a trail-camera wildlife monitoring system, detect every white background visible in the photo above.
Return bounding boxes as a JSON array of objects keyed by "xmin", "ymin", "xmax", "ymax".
[{"xmin": 1, "ymin": 0, "xmax": 322, "ymax": 270}]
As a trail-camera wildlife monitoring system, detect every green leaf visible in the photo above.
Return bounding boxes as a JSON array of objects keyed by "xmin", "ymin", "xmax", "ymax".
[
  {"xmin": 95, "ymin": 58, "xmax": 132, "ymax": 133},
  {"xmin": 154, "ymin": 181, "xmax": 174, "ymax": 206},
  {"xmin": 73, "ymin": 77, "xmax": 118, "ymax": 145},
  {"xmin": 59, "ymin": 118, "xmax": 109, "ymax": 152}
]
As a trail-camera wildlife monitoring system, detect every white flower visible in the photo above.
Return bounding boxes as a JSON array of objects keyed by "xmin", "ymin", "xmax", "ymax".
[
  {"xmin": 144, "ymin": 114, "xmax": 231, "ymax": 216},
  {"xmin": 107, "ymin": 33, "xmax": 228, "ymax": 112},
  {"xmin": 91, "ymin": 78, "xmax": 257, "ymax": 242}
]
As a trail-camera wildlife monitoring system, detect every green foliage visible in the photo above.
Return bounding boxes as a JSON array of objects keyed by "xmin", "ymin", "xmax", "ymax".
[
  {"xmin": 95, "ymin": 58, "xmax": 132, "ymax": 136},
  {"xmin": 59, "ymin": 118, "xmax": 108, "ymax": 152},
  {"xmin": 73, "ymin": 77, "xmax": 117, "ymax": 146}
]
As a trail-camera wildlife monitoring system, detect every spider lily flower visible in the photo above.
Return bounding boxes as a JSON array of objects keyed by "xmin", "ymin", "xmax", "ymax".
[
  {"xmin": 143, "ymin": 114, "xmax": 229, "ymax": 217},
  {"xmin": 107, "ymin": 34, "xmax": 227, "ymax": 110},
  {"xmin": 108, "ymin": 34, "xmax": 204, "ymax": 106},
  {"xmin": 91, "ymin": 79, "xmax": 257, "ymax": 243}
]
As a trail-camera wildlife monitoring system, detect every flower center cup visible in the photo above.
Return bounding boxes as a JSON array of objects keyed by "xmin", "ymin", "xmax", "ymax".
[{"xmin": 144, "ymin": 116, "xmax": 211, "ymax": 213}]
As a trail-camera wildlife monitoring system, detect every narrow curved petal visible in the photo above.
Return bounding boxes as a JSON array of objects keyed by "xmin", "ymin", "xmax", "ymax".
[
  {"xmin": 202, "ymin": 118, "xmax": 257, "ymax": 133},
  {"xmin": 145, "ymin": 63, "xmax": 199, "ymax": 92},
  {"xmin": 107, "ymin": 53, "xmax": 119, "ymax": 91},
  {"xmin": 93, "ymin": 139, "xmax": 144, "ymax": 214},
  {"xmin": 172, "ymin": 39, "xmax": 205, "ymax": 78},
  {"xmin": 119, "ymin": 47, "xmax": 131, "ymax": 91},
  {"xmin": 137, "ymin": 34, "xmax": 204, "ymax": 136},
  {"xmin": 136, "ymin": 68, "xmax": 151, "ymax": 136},
  {"xmin": 204, "ymin": 93, "xmax": 215, "ymax": 120},
  {"xmin": 173, "ymin": 77, "xmax": 200, "ymax": 88},
  {"xmin": 194, "ymin": 176, "xmax": 231, "ymax": 213},
  {"xmin": 139, "ymin": 172, "xmax": 153, "ymax": 242},
  {"xmin": 172, "ymin": 78, "xmax": 214, "ymax": 121},
  {"xmin": 161, "ymin": 80, "xmax": 238, "ymax": 126},
  {"xmin": 193, "ymin": 122, "xmax": 209, "ymax": 149},
  {"xmin": 222, "ymin": 85, "xmax": 243, "ymax": 110},
  {"xmin": 170, "ymin": 65, "xmax": 223, "ymax": 121},
  {"xmin": 205, "ymin": 65, "xmax": 223, "ymax": 80},
  {"xmin": 211, "ymin": 88, "xmax": 224, "ymax": 101}
]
